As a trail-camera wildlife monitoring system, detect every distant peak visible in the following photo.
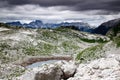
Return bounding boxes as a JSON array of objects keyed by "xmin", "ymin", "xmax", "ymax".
[{"xmin": 34, "ymin": 20, "xmax": 43, "ymax": 23}]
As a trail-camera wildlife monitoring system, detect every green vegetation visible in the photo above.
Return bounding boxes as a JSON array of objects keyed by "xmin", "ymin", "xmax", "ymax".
[
  {"xmin": 0, "ymin": 43, "xmax": 11, "ymax": 63},
  {"xmin": 112, "ymin": 26, "xmax": 120, "ymax": 47},
  {"xmin": 113, "ymin": 37, "xmax": 120, "ymax": 47},
  {"xmin": 107, "ymin": 26, "xmax": 120, "ymax": 47},
  {"xmin": 76, "ymin": 44, "xmax": 104, "ymax": 63},
  {"xmin": 0, "ymin": 52, "xmax": 10, "ymax": 63},
  {"xmin": 107, "ymin": 26, "xmax": 120, "ymax": 38},
  {"xmin": 80, "ymin": 38, "xmax": 108, "ymax": 43},
  {"xmin": 0, "ymin": 43, "xmax": 10, "ymax": 51},
  {"xmin": 0, "ymin": 26, "xmax": 108, "ymax": 58},
  {"xmin": 24, "ymin": 46, "xmax": 38, "ymax": 55},
  {"xmin": 8, "ymin": 67, "xmax": 25, "ymax": 78},
  {"xmin": 54, "ymin": 27, "xmax": 71, "ymax": 32},
  {"xmin": 55, "ymin": 27, "xmax": 108, "ymax": 43},
  {"xmin": 61, "ymin": 41, "xmax": 80, "ymax": 52},
  {"xmin": 0, "ymin": 64, "xmax": 25, "ymax": 79},
  {"xmin": 37, "ymin": 43, "xmax": 56, "ymax": 55}
]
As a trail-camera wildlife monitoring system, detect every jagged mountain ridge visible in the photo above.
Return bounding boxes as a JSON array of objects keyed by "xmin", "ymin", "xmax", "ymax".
[
  {"xmin": 23, "ymin": 20, "xmax": 43, "ymax": 28},
  {"xmin": 6, "ymin": 20, "xmax": 93, "ymax": 32}
]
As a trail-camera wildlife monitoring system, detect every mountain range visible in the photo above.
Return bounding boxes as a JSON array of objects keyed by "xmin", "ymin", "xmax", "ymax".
[
  {"xmin": 6, "ymin": 20, "xmax": 93, "ymax": 32},
  {"xmin": 5, "ymin": 18, "xmax": 120, "ymax": 35}
]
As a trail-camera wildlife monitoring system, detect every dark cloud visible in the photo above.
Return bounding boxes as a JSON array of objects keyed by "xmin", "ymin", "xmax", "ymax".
[
  {"xmin": 0, "ymin": 0, "xmax": 120, "ymax": 13},
  {"xmin": 1, "ymin": 0, "xmax": 79, "ymax": 6},
  {"xmin": 72, "ymin": 0, "xmax": 120, "ymax": 12}
]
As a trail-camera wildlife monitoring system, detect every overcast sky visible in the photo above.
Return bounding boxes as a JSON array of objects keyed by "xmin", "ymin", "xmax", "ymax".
[{"xmin": 0, "ymin": 0, "xmax": 120, "ymax": 26}]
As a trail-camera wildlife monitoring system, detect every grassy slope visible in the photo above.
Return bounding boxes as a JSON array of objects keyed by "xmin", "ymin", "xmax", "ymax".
[
  {"xmin": 0, "ymin": 26, "xmax": 109, "ymax": 64},
  {"xmin": 75, "ymin": 24, "xmax": 120, "ymax": 63},
  {"xmin": 76, "ymin": 44, "xmax": 105, "ymax": 62}
]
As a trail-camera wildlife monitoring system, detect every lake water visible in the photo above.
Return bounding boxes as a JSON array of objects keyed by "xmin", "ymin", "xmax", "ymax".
[{"xmin": 26, "ymin": 60, "xmax": 61, "ymax": 68}]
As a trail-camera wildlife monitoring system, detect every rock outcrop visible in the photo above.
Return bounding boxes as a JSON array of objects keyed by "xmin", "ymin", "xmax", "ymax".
[
  {"xmin": 68, "ymin": 54, "xmax": 120, "ymax": 80},
  {"xmin": 35, "ymin": 65, "xmax": 63, "ymax": 80},
  {"xmin": 16, "ymin": 61, "xmax": 77, "ymax": 80},
  {"xmin": 60, "ymin": 61, "xmax": 77, "ymax": 79},
  {"xmin": 16, "ymin": 53, "xmax": 120, "ymax": 80}
]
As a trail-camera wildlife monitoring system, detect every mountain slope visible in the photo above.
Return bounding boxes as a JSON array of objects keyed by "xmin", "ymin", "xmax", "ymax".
[
  {"xmin": 0, "ymin": 23, "xmax": 109, "ymax": 63},
  {"xmin": 107, "ymin": 25, "xmax": 120, "ymax": 47},
  {"xmin": 94, "ymin": 18, "xmax": 120, "ymax": 35}
]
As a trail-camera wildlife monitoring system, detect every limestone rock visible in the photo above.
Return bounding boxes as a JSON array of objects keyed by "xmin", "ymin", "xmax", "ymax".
[
  {"xmin": 61, "ymin": 61, "xmax": 77, "ymax": 79},
  {"xmin": 34, "ymin": 65, "xmax": 63, "ymax": 80}
]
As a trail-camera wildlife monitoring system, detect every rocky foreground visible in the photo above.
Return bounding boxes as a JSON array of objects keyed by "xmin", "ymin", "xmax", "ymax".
[{"xmin": 14, "ymin": 53, "xmax": 120, "ymax": 80}]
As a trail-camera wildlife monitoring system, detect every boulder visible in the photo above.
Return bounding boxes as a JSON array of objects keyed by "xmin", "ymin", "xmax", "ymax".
[
  {"xmin": 34, "ymin": 65, "xmax": 63, "ymax": 80},
  {"xmin": 61, "ymin": 61, "xmax": 77, "ymax": 79}
]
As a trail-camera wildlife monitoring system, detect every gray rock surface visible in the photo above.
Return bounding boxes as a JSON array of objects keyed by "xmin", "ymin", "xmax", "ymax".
[
  {"xmin": 34, "ymin": 65, "xmax": 63, "ymax": 80},
  {"xmin": 68, "ymin": 54, "xmax": 120, "ymax": 80}
]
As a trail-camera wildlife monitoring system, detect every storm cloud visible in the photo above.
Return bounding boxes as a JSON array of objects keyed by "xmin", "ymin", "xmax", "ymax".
[
  {"xmin": 0, "ymin": 0, "xmax": 120, "ymax": 26},
  {"xmin": 0, "ymin": 0, "xmax": 120, "ymax": 12}
]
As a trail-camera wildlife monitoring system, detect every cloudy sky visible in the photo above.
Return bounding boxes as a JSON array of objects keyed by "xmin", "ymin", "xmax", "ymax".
[{"xmin": 0, "ymin": 0, "xmax": 120, "ymax": 26}]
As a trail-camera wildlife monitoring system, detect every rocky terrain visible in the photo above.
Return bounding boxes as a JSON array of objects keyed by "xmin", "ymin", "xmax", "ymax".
[
  {"xmin": 15, "ymin": 51, "xmax": 120, "ymax": 80},
  {"xmin": 11, "ymin": 37, "xmax": 120, "ymax": 80},
  {"xmin": 0, "ymin": 18, "xmax": 120, "ymax": 80}
]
